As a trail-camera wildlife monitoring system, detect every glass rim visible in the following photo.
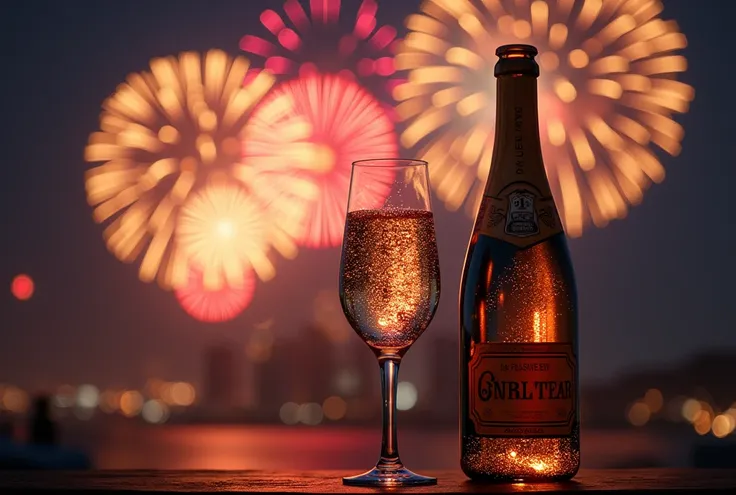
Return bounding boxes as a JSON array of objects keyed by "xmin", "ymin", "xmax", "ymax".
[{"xmin": 352, "ymin": 158, "xmax": 427, "ymax": 168}]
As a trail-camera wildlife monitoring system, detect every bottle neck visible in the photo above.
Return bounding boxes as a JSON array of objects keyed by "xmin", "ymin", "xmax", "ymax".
[{"xmin": 486, "ymin": 75, "xmax": 548, "ymax": 197}]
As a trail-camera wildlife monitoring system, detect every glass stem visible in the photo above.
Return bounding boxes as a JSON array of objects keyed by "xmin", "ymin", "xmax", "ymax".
[{"xmin": 377, "ymin": 355, "xmax": 402, "ymax": 470}]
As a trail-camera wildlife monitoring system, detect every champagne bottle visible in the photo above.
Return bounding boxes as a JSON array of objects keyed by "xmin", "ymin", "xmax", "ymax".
[{"xmin": 459, "ymin": 44, "xmax": 579, "ymax": 481}]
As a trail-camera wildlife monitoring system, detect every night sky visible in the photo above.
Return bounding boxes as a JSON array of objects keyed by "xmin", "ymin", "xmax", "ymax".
[{"xmin": 1, "ymin": 0, "xmax": 734, "ymax": 392}]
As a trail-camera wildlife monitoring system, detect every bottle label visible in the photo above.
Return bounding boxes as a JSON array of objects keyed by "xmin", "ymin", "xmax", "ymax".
[
  {"xmin": 477, "ymin": 183, "xmax": 563, "ymax": 249},
  {"xmin": 468, "ymin": 343, "xmax": 576, "ymax": 437}
]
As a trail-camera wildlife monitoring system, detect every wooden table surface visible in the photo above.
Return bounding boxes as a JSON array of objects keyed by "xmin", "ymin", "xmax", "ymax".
[{"xmin": 1, "ymin": 469, "xmax": 736, "ymax": 493}]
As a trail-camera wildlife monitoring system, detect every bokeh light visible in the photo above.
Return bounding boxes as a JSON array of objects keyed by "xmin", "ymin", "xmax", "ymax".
[
  {"xmin": 643, "ymin": 388, "xmax": 664, "ymax": 413},
  {"xmin": 627, "ymin": 401, "xmax": 650, "ymax": 426},
  {"xmin": 74, "ymin": 407, "xmax": 95, "ymax": 421},
  {"xmin": 84, "ymin": 50, "xmax": 277, "ymax": 288},
  {"xmin": 245, "ymin": 72, "xmax": 398, "ymax": 248},
  {"xmin": 76, "ymin": 384, "xmax": 100, "ymax": 409},
  {"xmin": 712, "ymin": 414, "xmax": 734, "ymax": 439},
  {"xmin": 298, "ymin": 402, "xmax": 324, "ymax": 425},
  {"xmin": 693, "ymin": 408, "xmax": 713, "ymax": 436},
  {"xmin": 396, "ymin": 381, "xmax": 418, "ymax": 411},
  {"xmin": 142, "ymin": 399, "xmax": 170, "ymax": 424},
  {"xmin": 169, "ymin": 382, "xmax": 196, "ymax": 407},
  {"xmin": 322, "ymin": 396, "xmax": 347, "ymax": 421},
  {"xmin": 279, "ymin": 402, "xmax": 300, "ymax": 425},
  {"xmin": 53, "ymin": 385, "xmax": 76, "ymax": 408},
  {"xmin": 681, "ymin": 398, "xmax": 701, "ymax": 422},
  {"xmin": 1, "ymin": 386, "xmax": 29, "ymax": 414},
  {"xmin": 11, "ymin": 274, "xmax": 34, "ymax": 301},
  {"xmin": 396, "ymin": 0, "xmax": 694, "ymax": 236},
  {"xmin": 120, "ymin": 390, "xmax": 144, "ymax": 417},
  {"xmin": 99, "ymin": 390, "xmax": 121, "ymax": 414},
  {"xmin": 240, "ymin": 0, "xmax": 401, "ymax": 107},
  {"xmin": 335, "ymin": 369, "xmax": 361, "ymax": 396}
]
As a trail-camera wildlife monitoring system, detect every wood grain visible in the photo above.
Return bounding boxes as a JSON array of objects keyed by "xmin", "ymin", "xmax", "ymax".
[{"xmin": 1, "ymin": 469, "xmax": 735, "ymax": 493}]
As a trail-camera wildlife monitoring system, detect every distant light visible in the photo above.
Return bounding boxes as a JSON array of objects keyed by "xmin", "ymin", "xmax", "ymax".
[
  {"xmin": 397, "ymin": 382, "xmax": 418, "ymax": 411},
  {"xmin": 120, "ymin": 390, "xmax": 144, "ymax": 417},
  {"xmin": 712, "ymin": 415, "xmax": 733, "ymax": 438},
  {"xmin": 279, "ymin": 402, "xmax": 300, "ymax": 425},
  {"xmin": 723, "ymin": 411, "xmax": 736, "ymax": 433},
  {"xmin": 99, "ymin": 390, "xmax": 120, "ymax": 413},
  {"xmin": 53, "ymin": 385, "xmax": 76, "ymax": 408},
  {"xmin": 335, "ymin": 369, "xmax": 360, "ymax": 396},
  {"xmin": 76, "ymin": 384, "xmax": 100, "ymax": 409},
  {"xmin": 169, "ymin": 382, "xmax": 196, "ymax": 407},
  {"xmin": 643, "ymin": 388, "xmax": 664, "ymax": 413},
  {"xmin": 159, "ymin": 382, "xmax": 174, "ymax": 405},
  {"xmin": 2, "ymin": 386, "xmax": 29, "ymax": 413},
  {"xmin": 11, "ymin": 274, "xmax": 34, "ymax": 301},
  {"xmin": 693, "ymin": 409, "xmax": 713, "ymax": 435},
  {"xmin": 681, "ymin": 398, "xmax": 701, "ymax": 423},
  {"xmin": 73, "ymin": 407, "xmax": 94, "ymax": 421},
  {"xmin": 298, "ymin": 403, "xmax": 323, "ymax": 425},
  {"xmin": 142, "ymin": 400, "xmax": 169, "ymax": 424},
  {"xmin": 627, "ymin": 401, "xmax": 650, "ymax": 427},
  {"xmin": 725, "ymin": 407, "xmax": 736, "ymax": 424},
  {"xmin": 322, "ymin": 396, "xmax": 347, "ymax": 421}
]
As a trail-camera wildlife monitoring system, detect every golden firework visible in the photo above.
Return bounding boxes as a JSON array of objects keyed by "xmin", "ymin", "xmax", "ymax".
[
  {"xmin": 396, "ymin": 0, "xmax": 694, "ymax": 235},
  {"xmin": 176, "ymin": 180, "xmax": 275, "ymax": 285},
  {"xmin": 84, "ymin": 50, "xmax": 304, "ymax": 287}
]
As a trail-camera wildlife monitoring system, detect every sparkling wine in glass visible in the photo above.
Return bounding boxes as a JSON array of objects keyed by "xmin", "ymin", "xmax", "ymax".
[{"xmin": 339, "ymin": 158, "xmax": 440, "ymax": 486}]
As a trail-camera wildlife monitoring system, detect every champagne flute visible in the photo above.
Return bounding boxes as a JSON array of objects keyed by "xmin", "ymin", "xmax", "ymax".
[{"xmin": 339, "ymin": 158, "xmax": 440, "ymax": 486}]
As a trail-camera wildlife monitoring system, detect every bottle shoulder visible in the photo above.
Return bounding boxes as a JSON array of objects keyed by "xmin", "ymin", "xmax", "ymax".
[{"xmin": 462, "ymin": 233, "xmax": 576, "ymax": 285}]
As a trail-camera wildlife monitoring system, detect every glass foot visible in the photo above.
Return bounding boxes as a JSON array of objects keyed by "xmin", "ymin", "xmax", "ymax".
[{"xmin": 343, "ymin": 466, "xmax": 437, "ymax": 487}]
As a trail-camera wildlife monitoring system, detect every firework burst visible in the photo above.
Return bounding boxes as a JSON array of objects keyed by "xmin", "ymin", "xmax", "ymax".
[
  {"xmin": 242, "ymin": 72, "xmax": 398, "ymax": 248},
  {"xmin": 396, "ymin": 0, "xmax": 694, "ymax": 235},
  {"xmin": 240, "ymin": 0, "xmax": 401, "ymax": 105},
  {"xmin": 175, "ymin": 266, "xmax": 256, "ymax": 323},
  {"xmin": 176, "ymin": 181, "xmax": 277, "ymax": 285},
  {"xmin": 84, "ymin": 50, "xmax": 307, "ymax": 287}
]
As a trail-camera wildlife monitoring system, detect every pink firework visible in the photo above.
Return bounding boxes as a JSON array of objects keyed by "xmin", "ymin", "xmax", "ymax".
[
  {"xmin": 244, "ymin": 72, "xmax": 398, "ymax": 248},
  {"xmin": 240, "ymin": 0, "xmax": 401, "ymax": 106},
  {"xmin": 175, "ymin": 267, "xmax": 256, "ymax": 323}
]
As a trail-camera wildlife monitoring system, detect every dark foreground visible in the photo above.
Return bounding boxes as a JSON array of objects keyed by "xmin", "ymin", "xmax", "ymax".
[{"xmin": 2, "ymin": 469, "xmax": 736, "ymax": 493}]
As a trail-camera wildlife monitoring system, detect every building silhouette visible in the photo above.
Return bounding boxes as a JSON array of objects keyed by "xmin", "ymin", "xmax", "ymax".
[
  {"xmin": 256, "ymin": 324, "xmax": 339, "ymax": 412},
  {"xmin": 203, "ymin": 344, "xmax": 238, "ymax": 410}
]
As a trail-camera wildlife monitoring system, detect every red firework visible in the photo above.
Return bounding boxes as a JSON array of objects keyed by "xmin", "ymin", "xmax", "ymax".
[
  {"xmin": 175, "ymin": 268, "xmax": 256, "ymax": 323},
  {"xmin": 244, "ymin": 72, "xmax": 398, "ymax": 248},
  {"xmin": 240, "ymin": 0, "xmax": 401, "ymax": 106}
]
